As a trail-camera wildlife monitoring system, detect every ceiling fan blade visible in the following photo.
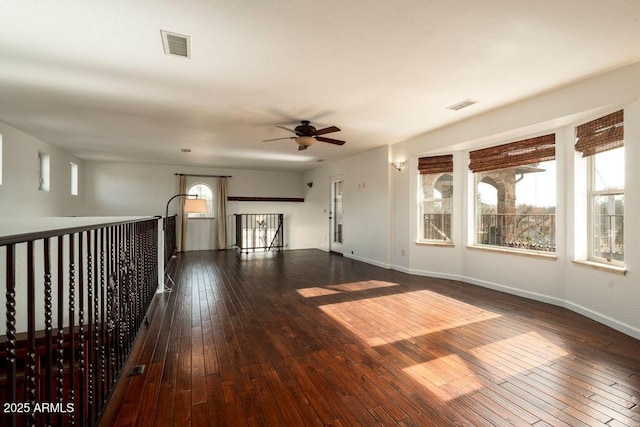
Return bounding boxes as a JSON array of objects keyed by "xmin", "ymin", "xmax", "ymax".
[
  {"xmin": 262, "ymin": 137, "xmax": 294, "ymax": 142},
  {"xmin": 275, "ymin": 125, "xmax": 298, "ymax": 135},
  {"xmin": 313, "ymin": 125, "xmax": 340, "ymax": 136},
  {"xmin": 315, "ymin": 136, "xmax": 345, "ymax": 145}
]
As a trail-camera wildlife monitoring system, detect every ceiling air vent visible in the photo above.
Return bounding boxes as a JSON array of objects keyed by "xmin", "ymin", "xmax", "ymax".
[
  {"xmin": 446, "ymin": 99, "xmax": 478, "ymax": 111},
  {"xmin": 161, "ymin": 30, "xmax": 191, "ymax": 58}
]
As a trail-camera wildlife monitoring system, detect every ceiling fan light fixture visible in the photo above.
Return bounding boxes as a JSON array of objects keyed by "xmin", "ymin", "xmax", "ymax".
[{"xmin": 295, "ymin": 136, "xmax": 316, "ymax": 147}]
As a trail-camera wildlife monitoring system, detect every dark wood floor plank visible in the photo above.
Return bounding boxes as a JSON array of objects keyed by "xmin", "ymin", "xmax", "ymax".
[{"xmin": 99, "ymin": 249, "xmax": 640, "ymax": 426}]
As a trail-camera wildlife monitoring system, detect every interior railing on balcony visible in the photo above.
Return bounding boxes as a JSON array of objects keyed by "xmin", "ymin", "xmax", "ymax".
[
  {"xmin": 478, "ymin": 213, "xmax": 556, "ymax": 252},
  {"xmin": 163, "ymin": 215, "xmax": 177, "ymax": 268},
  {"xmin": 234, "ymin": 214, "xmax": 284, "ymax": 254},
  {"xmin": 0, "ymin": 217, "xmax": 159, "ymax": 426}
]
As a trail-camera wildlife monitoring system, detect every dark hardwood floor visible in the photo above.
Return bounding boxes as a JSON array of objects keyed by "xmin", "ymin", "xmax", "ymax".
[{"xmin": 99, "ymin": 249, "xmax": 640, "ymax": 426}]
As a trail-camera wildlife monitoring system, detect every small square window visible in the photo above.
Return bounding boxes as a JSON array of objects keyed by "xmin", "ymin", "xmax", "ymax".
[
  {"xmin": 39, "ymin": 152, "xmax": 50, "ymax": 192},
  {"xmin": 71, "ymin": 162, "xmax": 78, "ymax": 195},
  {"xmin": 0, "ymin": 134, "xmax": 3, "ymax": 185}
]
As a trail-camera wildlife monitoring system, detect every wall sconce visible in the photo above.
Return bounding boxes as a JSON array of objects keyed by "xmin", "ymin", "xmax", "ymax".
[
  {"xmin": 306, "ymin": 182, "xmax": 313, "ymax": 188},
  {"xmin": 392, "ymin": 161, "xmax": 406, "ymax": 171}
]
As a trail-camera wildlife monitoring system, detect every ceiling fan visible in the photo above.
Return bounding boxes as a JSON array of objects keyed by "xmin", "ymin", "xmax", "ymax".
[{"xmin": 262, "ymin": 120, "xmax": 345, "ymax": 150}]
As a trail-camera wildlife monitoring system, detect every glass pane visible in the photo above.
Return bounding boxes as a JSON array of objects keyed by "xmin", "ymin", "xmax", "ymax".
[
  {"xmin": 332, "ymin": 181, "xmax": 343, "ymax": 244},
  {"xmin": 592, "ymin": 194, "xmax": 624, "ymax": 262},
  {"xmin": 594, "ymin": 147, "xmax": 624, "ymax": 191},
  {"xmin": 475, "ymin": 160, "xmax": 556, "ymax": 252},
  {"xmin": 187, "ymin": 183, "xmax": 213, "ymax": 218},
  {"xmin": 421, "ymin": 173, "xmax": 452, "ymax": 241}
]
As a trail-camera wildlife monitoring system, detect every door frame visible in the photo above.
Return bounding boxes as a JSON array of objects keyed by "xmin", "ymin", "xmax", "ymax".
[{"xmin": 329, "ymin": 175, "xmax": 344, "ymax": 254}]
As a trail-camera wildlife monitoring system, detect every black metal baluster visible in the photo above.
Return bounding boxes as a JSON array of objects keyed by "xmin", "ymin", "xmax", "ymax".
[
  {"xmin": 133, "ymin": 223, "xmax": 140, "ymax": 331},
  {"xmin": 26, "ymin": 241, "xmax": 36, "ymax": 427},
  {"xmin": 108, "ymin": 226, "xmax": 116, "ymax": 387},
  {"xmin": 99, "ymin": 228, "xmax": 107, "ymax": 414},
  {"xmin": 78, "ymin": 232, "xmax": 86, "ymax": 425},
  {"xmin": 87, "ymin": 230, "xmax": 95, "ymax": 426},
  {"xmin": 68, "ymin": 234, "xmax": 76, "ymax": 425},
  {"xmin": 57, "ymin": 236, "xmax": 65, "ymax": 426},
  {"xmin": 43, "ymin": 238, "xmax": 54, "ymax": 426},
  {"xmin": 5, "ymin": 244, "xmax": 17, "ymax": 427},
  {"xmin": 124, "ymin": 223, "xmax": 131, "ymax": 353},
  {"xmin": 105, "ymin": 227, "xmax": 112, "ymax": 389},
  {"xmin": 116, "ymin": 224, "xmax": 123, "ymax": 374}
]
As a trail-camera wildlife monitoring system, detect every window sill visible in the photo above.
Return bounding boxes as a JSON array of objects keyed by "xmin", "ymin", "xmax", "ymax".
[
  {"xmin": 416, "ymin": 241, "xmax": 455, "ymax": 247},
  {"xmin": 466, "ymin": 245, "xmax": 557, "ymax": 260},
  {"xmin": 571, "ymin": 260, "xmax": 627, "ymax": 276}
]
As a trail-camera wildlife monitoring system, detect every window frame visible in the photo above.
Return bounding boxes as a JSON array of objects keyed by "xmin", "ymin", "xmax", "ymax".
[
  {"xmin": 469, "ymin": 131, "xmax": 558, "ymax": 258},
  {"xmin": 0, "ymin": 134, "xmax": 3, "ymax": 185},
  {"xmin": 587, "ymin": 148, "xmax": 624, "ymax": 266},
  {"xmin": 70, "ymin": 162, "xmax": 79, "ymax": 196},
  {"xmin": 418, "ymin": 172, "xmax": 453, "ymax": 244},
  {"xmin": 38, "ymin": 151, "xmax": 50, "ymax": 192},
  {"xmin": 186, "ymin": 183, "xmax": 214, "ymax": 219}
]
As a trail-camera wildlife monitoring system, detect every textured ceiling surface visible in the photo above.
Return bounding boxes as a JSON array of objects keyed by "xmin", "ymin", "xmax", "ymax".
[{"xmin": 1, "ymin": 1, "xmax": 639, "ymax": 171}]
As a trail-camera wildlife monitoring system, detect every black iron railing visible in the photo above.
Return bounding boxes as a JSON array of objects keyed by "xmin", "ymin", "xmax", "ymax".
[
  {"xmin": 478, "ymin": 213, "xmax": 556, "ymax": 252},
  {"xmin": 164, "ymin": 215, "xmax": 177, "ymax": 268},
  {"xmin": 594, "ymin": 213, "xmax": 624, "ymax": 261},
  {"xmin": 423, "ymin": 213, "xmax": 452, "ymax": 241},
  {"xmin": 0, "ymin": 217, "xmax": 159, "ymax": 426},
  {"xmin": 234, "ymin": 214, "xmax": 284, "ymax": 253}
]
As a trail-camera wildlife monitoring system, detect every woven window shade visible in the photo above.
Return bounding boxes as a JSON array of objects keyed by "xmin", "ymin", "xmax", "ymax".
[
  {"xmin": 469, "ymin": 134, "xmax": 555, "ymax": 172},
  {"xmin": 418, "ymin": 155, "xmax": 453, "ymax": 174},
  {"xmin": 575, "ymin": 110, "xmax": 623, "ymax": 157}
]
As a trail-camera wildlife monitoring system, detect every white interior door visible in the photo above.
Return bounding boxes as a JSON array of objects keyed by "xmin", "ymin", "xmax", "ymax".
[{"xmin": 329, "ymin": 177, "xmax": 344, "ymax": 254}]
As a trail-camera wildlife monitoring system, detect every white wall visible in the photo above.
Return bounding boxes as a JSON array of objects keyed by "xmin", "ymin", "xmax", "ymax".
[
  {"xmin": 0, "ymin": 120, "xmax": 84, "ymax": 217},
  {"xmin": 82, "ymin": 161, "xmax": 315, "ymax": 249},
  {"xmin": 390, "ymin": 62, "xmax": 640, "ymax": 339},
  {"xmin": 303, "ymin": 145, "xmax": 392, "ymax": 268}
]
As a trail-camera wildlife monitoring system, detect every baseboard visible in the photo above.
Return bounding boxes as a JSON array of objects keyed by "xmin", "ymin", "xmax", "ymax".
[
  {"xmin": 344, "ymin": 253, "xmax": 391, "ymax": 269},
  {"xmin": 459, "ymin": 275, "xmax": 567, "ymax": 308},
  {"xmin": 564, "ymin": 301, "xmax": 640, "ymax": 340},
  {"xmin": 388, "ymin": 265, "xmax": 639, "ymax": 340}
]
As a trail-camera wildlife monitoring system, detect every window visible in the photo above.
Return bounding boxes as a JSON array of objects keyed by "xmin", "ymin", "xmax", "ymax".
[
  {"xmin": 186, "ymin": 183, "xmax": 213, "ymax": 218},
  {"xmin": 38, "ymin": 151, "xmax": 50, "ymax": 192},
  {"xmin": 0, "ymin": 134, "xmax": 3, "ymax": 185},
  {"xmin": 418, "ymin": 155, "xmax": 453, "ymax": 243},
  {"xmin": 470, "ymin": 134, "xmax": 556, "ymax": 253},
  {"xmin": 576, "ymin": 110, "xmax": 624, "ymax": 265},
  {"xmin": 70, "ymin": 162, "xmax": 78, "ymax": 195}
]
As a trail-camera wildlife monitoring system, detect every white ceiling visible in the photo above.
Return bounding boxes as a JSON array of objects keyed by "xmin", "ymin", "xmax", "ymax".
[{"xmin": 1, "ymin": 1, "xmax": 639, "ymax": 171}]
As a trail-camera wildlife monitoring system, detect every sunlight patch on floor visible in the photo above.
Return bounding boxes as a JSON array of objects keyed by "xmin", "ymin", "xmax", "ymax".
[
  {"xmin": 328, "ymin": 280, "xmax": 399, "ymax": 292},
  {"xmin": 319, "ymin": 289, "xmax": 501, "ymax": 346},
  {"xmin": 403, "ymin": 331, "xmax": 568, "ymax": 401},
  {"xmin": 469, "ymin": 330, "xmax": 569, "ymax": 374},
  {"xmin": 403, "ymin": 354, "xmax": 484, "ymax": 401},
  {"xmin": 296, "ymin": 287, "xmax": 342, "ymax": 297}
]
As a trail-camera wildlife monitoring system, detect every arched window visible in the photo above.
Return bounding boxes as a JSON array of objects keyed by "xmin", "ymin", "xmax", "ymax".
[{"xmin": 187, "ymin": 183, "xmax": 214, "ymax": 218}]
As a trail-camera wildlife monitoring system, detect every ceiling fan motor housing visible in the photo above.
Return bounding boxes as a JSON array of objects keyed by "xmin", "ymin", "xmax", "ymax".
[{"xmin": 294, "ymin": 120, "xmax": 316, "ymax": 136}]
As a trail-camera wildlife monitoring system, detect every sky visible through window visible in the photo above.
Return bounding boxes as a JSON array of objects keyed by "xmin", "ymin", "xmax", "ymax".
[{"xmin": 477, "ymin": 161, "xmax": 556, "ymax": 208}]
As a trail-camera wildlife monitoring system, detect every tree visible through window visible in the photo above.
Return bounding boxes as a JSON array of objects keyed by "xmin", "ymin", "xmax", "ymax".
[
  {"xmin": 476, "ymin": 161, "xmax": 556, "ymax": 252},
  {"xmin": 187, "ymin": 183, "xmax": 214, "ymax": 218}
]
